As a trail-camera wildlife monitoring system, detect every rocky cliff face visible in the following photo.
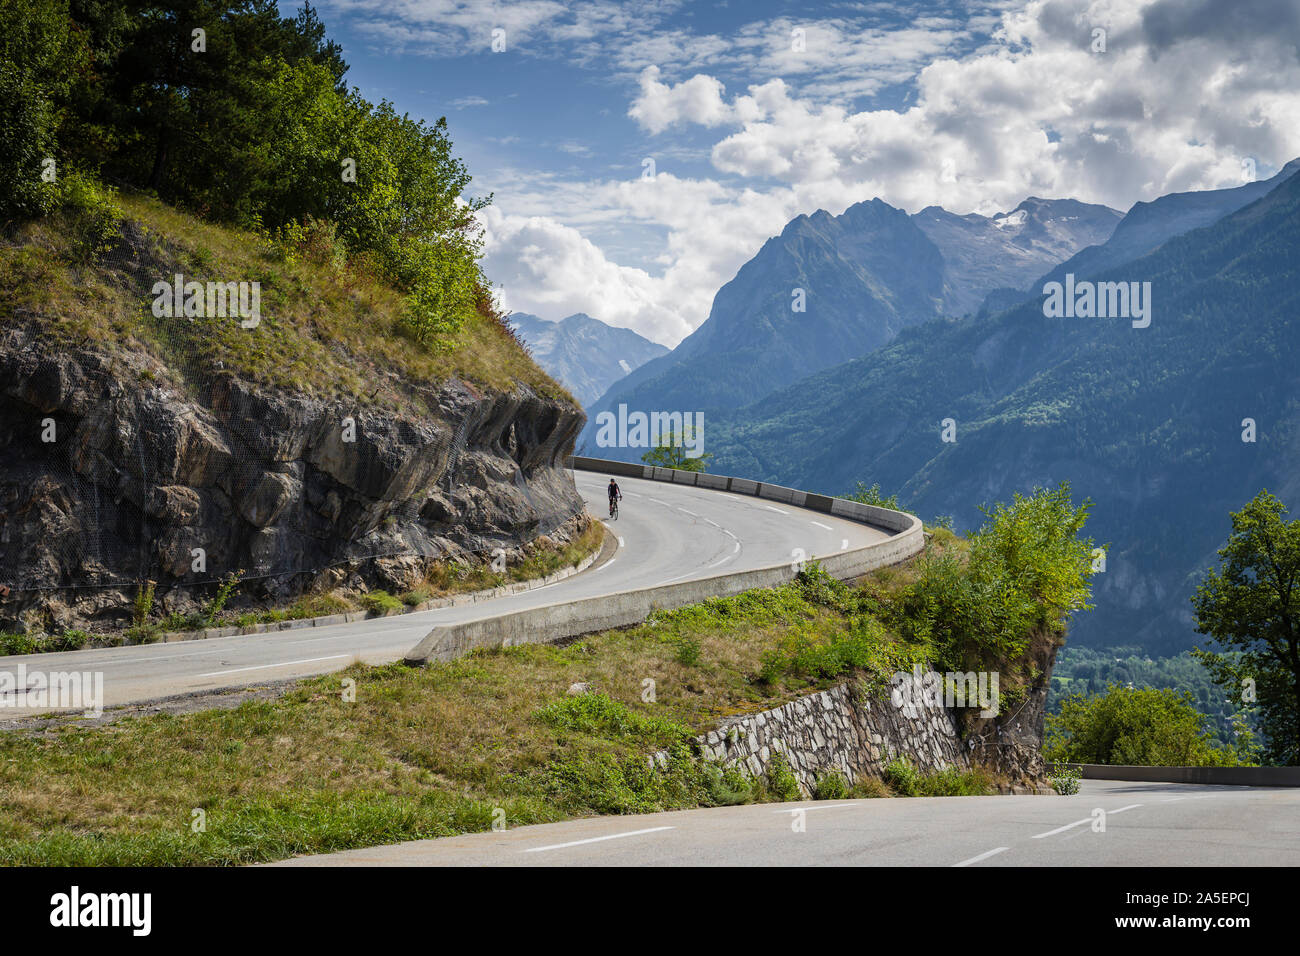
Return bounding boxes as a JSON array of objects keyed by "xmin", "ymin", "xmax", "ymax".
[{"xmin": 0, "ymin": 322, "xmax": 585, "ymax": 630}]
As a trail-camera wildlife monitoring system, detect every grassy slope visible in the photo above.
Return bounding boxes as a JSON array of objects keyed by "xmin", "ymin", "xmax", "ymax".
[
  {"xmin": 0, "ymin": 567, "xmax": 994, "ymax": 866},
  {"xmin": 0, "ymin": 192, "xmax": 572, "ymax": 412}
]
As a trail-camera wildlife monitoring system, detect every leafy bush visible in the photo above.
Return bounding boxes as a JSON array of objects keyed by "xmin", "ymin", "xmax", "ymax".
[
  {"xmin": 55, "ymin": 170, "xmax": 122, "ymax": 261},
  {"xmin": 1049, "ymin": 761, "xmax": 1081, "ymax": 795},
  {"xmin": 882, "ymin": 756, "xmax": 921, "ymax": 796},
  {"xmin": 359, "ymin": 591, "xmax": 403, "ymax": 615},
  {"xmin": 673, "ymin": 635, "xmax": 702, "ymax": 666},
  {"xmin": 812, "ymin": 770, "xmax": 850, "ymax": 800},
  {"xmin": 843, "ymin": 482, "xmax": 903, "ymax": 510},
  {"xmin": 399, "ymin": 588, "xmax": 432, "ymax": 607},
  {"xmin": 895, "ymin": 483, "xmax": 1095, "ymax": 670},
  {"xmin": 704, "ymin": 764, "xmax": 755, "ymax": 806},
  {"xmin": 1044, "ymin": 684, "xmax": 1243, "ymax": 767},
  {"xmin": 765, "ymin": 753, "xmax": 802, "ymax": 801}
]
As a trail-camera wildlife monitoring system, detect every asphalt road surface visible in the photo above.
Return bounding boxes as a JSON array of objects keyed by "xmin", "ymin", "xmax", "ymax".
[
  {"xmin": 0, "ymin": 470, "xmax": 890, "ymax": 715},
  {"xmin": 272, "ymin": 779, "xmax": 1300, "ymax": 866}
]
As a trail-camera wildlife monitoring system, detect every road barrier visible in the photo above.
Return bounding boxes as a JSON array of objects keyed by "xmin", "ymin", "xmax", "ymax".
[
  {"xmin": 403, "ymin": 457, "xmax": 924, "ymax": 664},
  {"xmin": 1065, "ymin": 763, "xmax": 1300, "ymax": 787}
]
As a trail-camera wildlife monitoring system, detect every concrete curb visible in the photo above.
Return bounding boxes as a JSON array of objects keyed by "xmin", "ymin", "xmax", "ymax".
[
  {"xmin": 1062, "ymin": 763, "xmax": 1300, "ymax": 787},
  {"xmin": 403, "ymin": 458, "xmax": 925, "ymax": 665},
  {"xmin": 154, "ymin": 531, "xmax": 609, "ymax": 644}
]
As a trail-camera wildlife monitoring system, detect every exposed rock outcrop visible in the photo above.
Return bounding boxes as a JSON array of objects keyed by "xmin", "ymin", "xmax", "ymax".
[{"xmin": 0, "ymin": 323, "xmax": 585, "ymax": 630}]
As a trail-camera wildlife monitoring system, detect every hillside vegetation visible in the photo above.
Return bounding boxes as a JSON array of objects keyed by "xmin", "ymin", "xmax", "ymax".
[
  {"xmin": 0, "ymin": 487, "xmax": 1096, "ymax": 864},
  {"xmin": 1, "ymin": 189, "xmax": 567, "ymax": 412},
  {"xmin": 2, "ymin": 0, "xmax": 560, "ymax": 405},
  {"xmin": 708, "ymin": 166, "xmax": 1300, "ymax": 655}
]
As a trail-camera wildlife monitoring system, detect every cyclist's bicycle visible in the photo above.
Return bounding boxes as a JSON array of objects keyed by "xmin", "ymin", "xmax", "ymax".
[{"xmin": 608, "ymin": 496, "xmax": 619, "ymax": 519}]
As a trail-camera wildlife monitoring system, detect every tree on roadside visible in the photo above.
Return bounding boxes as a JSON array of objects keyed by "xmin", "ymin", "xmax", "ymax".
[
  {"xmin": 1192, "ymin": 490, "xmax": 1300, "ymax": 765},
  {"xmin": 641, "ymin": 424, "xmax": 712, "ymax": 472},
  {"xmin": 1044, "ymin": 684, "xmax": 1248, "ymax": 766}
]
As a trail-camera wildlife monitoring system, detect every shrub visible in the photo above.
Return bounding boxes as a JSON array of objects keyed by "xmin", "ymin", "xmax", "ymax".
[
  {"xmin": 132, "ymin": 581, "xmax": 155, "ymax": 626},
  {"xmin": 812, "ymin": 770, "xmax": 850, "ymax": 800},
  {"xmin": 704, "ymin": 764, "xmax": 754, "ymax": 806},
  {"xmin": 895, "ymin": 483, "xmax": 1095, "ymax": 671},
  {"xmin": 359, "ymin": 590, "xmax": 403, "ymax": 615},
  {"xmin": 882, "ymin": 756, "xmax": 921, "ymax": 796},
  {"xmin": 1044, "ymin": 684, "xmax": 1242, "ymax": 767},
  {"xmin": 673, "ymin": 635, "xmax": 701, "ymax": 666},
  {"xmin": 1049, "ymin": 761, "xmax": 1081, "ymax": 796},
  {"xmin": 399, "ymin": 588, "xmax": 432, "ymax": 607},
  {"xmin": 765, "ymin": 753, "xmax": 802, "ymax": 802}
]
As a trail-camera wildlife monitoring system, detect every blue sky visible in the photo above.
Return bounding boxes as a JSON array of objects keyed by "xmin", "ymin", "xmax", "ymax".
[{"xmin": 307, "ymin": 0, "xmax": 1300, "ymax": 345}]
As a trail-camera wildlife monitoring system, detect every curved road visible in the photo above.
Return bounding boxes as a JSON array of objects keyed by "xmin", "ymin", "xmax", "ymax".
[
  {"xmin": 273, "ymin": 779, "xmax": 1300, "ymax": 866},
  {"xmin": 0, "ymin": 471, "xmax": 891, "ymax": 716}
]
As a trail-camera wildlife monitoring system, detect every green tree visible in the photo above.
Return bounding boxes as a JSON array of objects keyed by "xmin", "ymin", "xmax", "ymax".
[
  {"xmin": 641, "ymin": 425, "xmax": 713, "ymax": 472},
  {"xmin": 1044, "ymin": 684, "xmax": 1244, "ymax": 766},
  {"xmin": 843, "ymin": 482, "xmax": 902, "ymax": 510},
  {"xmin": 1192, "ymin": 490, "xmax": 1300, "ymax": 764},
  {"xmin": 0, "ymin": 0, "xmax": 86, "ymax": 219}
]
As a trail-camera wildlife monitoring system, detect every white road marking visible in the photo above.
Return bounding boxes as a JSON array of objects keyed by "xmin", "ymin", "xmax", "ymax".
[
  {"xmin": 772, "ymin": 804, "xmax": 856, "ymax": 813},
  {"xmin": 679, "ymin": 509, "xmax": 698, "ymax": 517},
  {"xmin": 592, "ymin": 558, "xmax": 616, "ymax": 573},
  {"xmin": 523, "ymin": 826, "xmax": 675, "ymax": 853},
  {"xmin": 764, "ymin": 505, "xmax": 789, "ymax": 514},
  {"xmin": 704, "ymin": 519, "xmax": 720, "ymax": 528},
  {"xmin": 953, "ymin": 847, "xmax": 1010, "ymax": 867},
  {"xmin": 811, "ymin": 521, "xmax": 833, "ymax": 531},
  {"xmin": 197, "ymin": 654, "xmax": 352, "ymax": 678},
  {"xmin": 1031, "ymin": 804, "xmax": 1141, "ymax": 839},
  {"xmin": 731, "ymin": 542, "xmax": 741, "ymax": 554},
  {"xmin": 618, "ymin": 537, "xmax": 625, "ymax": 547},
  {"xmin": 841, "ymin": 538, "xmax": 849, "ymax": 550},
  {"xmin": 1032, "ymin": 817, "xmax": 1094, "ymax": 839}
]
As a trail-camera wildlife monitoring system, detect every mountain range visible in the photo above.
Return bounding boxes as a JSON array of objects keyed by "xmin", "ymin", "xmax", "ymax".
[
  {"xmin": 579, "ymin": 195, "xmax": 1120, "ymax": 447},
  {"xmin": 704, "ymin": 162, "xmax": 1300, "ymax": 655},
  {"xmin": 509, "ymin": 312, "xmax": 668, "ymax": 407}
]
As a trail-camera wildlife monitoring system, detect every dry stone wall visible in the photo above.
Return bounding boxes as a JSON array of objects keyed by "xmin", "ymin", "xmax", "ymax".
[{"xmin": 662, "ymin": 673, "xmax": 974, "ymax": 795}]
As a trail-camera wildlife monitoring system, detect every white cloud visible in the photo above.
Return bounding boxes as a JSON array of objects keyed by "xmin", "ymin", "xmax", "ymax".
[{"xmin": 337, "ymin": 0, "xmax": 1300, "ymax": 347}]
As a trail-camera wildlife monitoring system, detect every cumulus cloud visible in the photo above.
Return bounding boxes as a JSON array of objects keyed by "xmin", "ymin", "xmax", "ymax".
[
  {"xmin": 343, "ymin": 0, "xmax": 1300, "ymax": 346},
  {"xmin": 630, "ymin": 0, "xmax": 1300, "ymax": 215}
]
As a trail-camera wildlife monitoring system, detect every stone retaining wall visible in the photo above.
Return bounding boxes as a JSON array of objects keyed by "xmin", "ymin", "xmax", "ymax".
[{"xmin": 656, "ymin": 673, "xmax": 974, "ymax": 795}]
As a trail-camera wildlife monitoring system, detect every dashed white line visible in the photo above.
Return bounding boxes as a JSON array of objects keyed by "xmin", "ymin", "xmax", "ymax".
[
  {"xmin": 593, "ymin": 558, "xmax": 617, "ymax": 573},
  {"xmin": 764, "ymin": 505, "xmax": 789, "ymax": 514},
  {"xmin": 811, "ymin": 521, "xmax": 833, "ymax": 531},
  {"xmin": 953, "ymin": 847, "xmax": 1010, "ymax": 867},
  {"xmin": 523, "ymin": 826, "xmax": 675, "ymax": 853},
  {"xmin": 1031, "ymin": 804, "xmax": 1142, "ymax": 839},
  {"xmin": 1032, "ymin": 817, "xmax": 1094, "ymax": 839},
  {"xmin": 772, "ymin": 804, "xmax": 856, "ymax": 813},
  {"xmin": 197, "ymin": 654, "xmax": 352, "ymax": 678}
]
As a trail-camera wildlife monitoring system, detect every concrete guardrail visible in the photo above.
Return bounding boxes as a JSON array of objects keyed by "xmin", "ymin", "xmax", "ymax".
[
  {"xmin": 1063, "ymin": 763, "xmax": 1300, "ymax": 787},
  {"xmin": 403, "ymin": 457, "xmax": 924, "ymax": 664}
]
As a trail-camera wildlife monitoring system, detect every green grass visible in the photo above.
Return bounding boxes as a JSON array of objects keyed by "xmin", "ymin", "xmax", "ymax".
[
  {"xmin": 0, "ymin": 191, "xmax": 572, "ymax": 415},
  {"xmin": 0, "ymin": 566, "xmax": 1004, "ymax": 865}
]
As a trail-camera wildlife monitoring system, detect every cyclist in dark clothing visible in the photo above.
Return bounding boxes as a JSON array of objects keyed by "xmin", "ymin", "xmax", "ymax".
[{"xmin": 607, "ymin": 479, "xmax": 622, "ymax": 518}]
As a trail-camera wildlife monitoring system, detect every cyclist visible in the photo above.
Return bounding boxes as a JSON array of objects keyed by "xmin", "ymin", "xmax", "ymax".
[{"xmin": 607, "ymin": 478, "xmax": 623, "ymax": 519}]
